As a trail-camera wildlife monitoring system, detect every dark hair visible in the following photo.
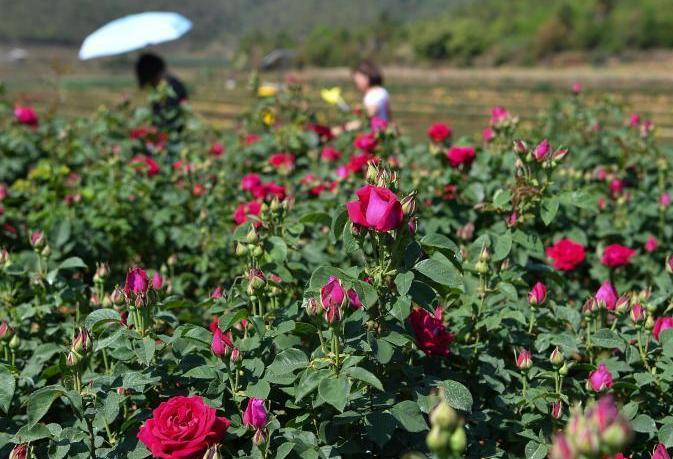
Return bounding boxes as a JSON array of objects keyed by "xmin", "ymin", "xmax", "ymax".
[
  {"xmin": 135, "ymin": 53, "xmax": 166, "ymax": 88},
  {"xmin": 353, "ymin": 60, "xmax": 383, "ymax": 86}
]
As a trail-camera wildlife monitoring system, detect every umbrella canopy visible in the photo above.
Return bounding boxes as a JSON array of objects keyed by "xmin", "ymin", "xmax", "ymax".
[{"xmin": 79, "ymin": 12, "xmax": 192, "ymax": 60}]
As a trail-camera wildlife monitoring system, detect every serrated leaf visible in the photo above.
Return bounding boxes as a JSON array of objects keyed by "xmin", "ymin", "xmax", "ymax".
[
  {"xmin": 27, "ymin": 385, "xmax": 65, "ymax": 426},
  {"xmin": 318, "ymin": 376, "xmax": 350, "ymax": 412},
  {"xmin": 592, "ymin": 329, "xmax": 625, "ymax": 352},
  {"xmin": 84, "ymin": 309, "xmax": 121, "ymax": 332},
  {"xmin": 344, "ymin": 366, "xmax": 384, "ymax": 391},
  {"xmin": 439, "ymin": 380, "xmax": 473, "ymax": 412},
  {"xmin": 540, "ymin": 196, "xmax": 559, "ymax": 226},
  {"xmin": 414, "ymin": 258, "xmax": 462, "ymax": 289},
  {"xmin": 390, "ymin": 400, "xmax": 427, "ymax": 432},
  {"xmin": 0, "ymin": 365, "xmax": 15, "ymax": 413},
  {"xmin": 493, "ymin": 231, "xmax": 512, "ymax": 261},
  {"xmin": 267, "ymin": 349, "xmax": 308, "ymax": 375}
]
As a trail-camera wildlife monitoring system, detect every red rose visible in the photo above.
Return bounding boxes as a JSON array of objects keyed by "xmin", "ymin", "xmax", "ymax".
[
  {"xmin": 233, "ymin": 201, "xmax": 262, "ymax": 226},
  {"xmin": 321, "ymin": 147, "xmax": 341, "ymax": 162},
  {"xmin": 545, "ymin": 238, "xmax": 586, "ymax": 271},
  {"xmin": 446, "ymin": 146, "xmax": 475, "ymax": 168},
  {"xmin": 306, "ymin": 123, "xmax": 334, "ymax": 142},
  {"xmin": 347, "ymin": 152, "xmax": 377, "ymax": 174},
  {"xmin": 209, "ymin": 143, "xmax": 224, "ymax": 157},
  {"xmin": 408, "ymin": 306, "xmax": 454, "ymax": 357},
  {"xmin": 124, "ymin": 266, "xmax": 149, "ymax": 295},
  {"xmin": 268, "ymin": 153, "xmax": 295, "ymax": 172},
  {"xmin": 137, "ymin": 395, "xmax": 230, "ymax": 459},
  {"xmin": 601, "ymin": 244, "xmax": 636, "ymax": 268},
  {"xmin": 346, "ymin": 185, "xmax": 404, "ymax": 232},
  {"xmin": 353, "ymin": 132, "xmax": 378, "ymax": 152},
  {"xmin": 427, "ymin": 122, "xmax": 452, "ymax": 143}
]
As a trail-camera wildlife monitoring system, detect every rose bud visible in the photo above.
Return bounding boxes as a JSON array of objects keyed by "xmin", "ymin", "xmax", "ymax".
[
  {"xmin": 94, "ymin": 262, "xmax": 110, "ymax": 282},
  {"xmin": 347, "ymin": 288, "xmax": 363, "ymax": 310},
  {"xmin": 528, "ymin": 282, "xmax": 547, "ymax": 306},
  {"xmin": 111, "ymin": 287, "xmax": 125, "ymax": 305},
  {"xmin": 66, "ymin": 350, "xmax": 80, "ymax": 367},
  {"xmin": 8, "ymin": 334, "xmax": 19, "ymax": 350},
  {"xmin": 230, "ymin": 347, "xmax": 241, "ymax": 362},
  {"xmin": 652, "ymin": 444, "xmax": 671, "ymax": 459},
  {"xmin": 426, "ymin": 426, "xmax": 451, "ymax": 454},
  {"xmin": 516, "ymin": 348, "xmax": 532, "ymax": 370},
  {"xmin": 211, "ymin": 329, "xmax": 231, "ymax": 358},
  {"xmin": 449, "ymin": 426, "xmax": 467, "ymax": 453},
  {"xmin": 152, "ymin": 272, "xmax": 164, "ymax": 290},
  {"xmin": 587, "ymin": 363, "xmax": 613, "ymax": 392},
  {"xmin": 124, "ymin": 266, "xmax": 149, "ymax": 296},
  {"xmin": 408, "ymin": 217, "xmax": 418, "ymax": 235},
  {"xmin": 614, "ymin": 295, "xmax": 630, "ymax": 314},
  {"xmin": 549, "ymin": 347, "xmax": 564, "ymax": 367},
  {"xmin": 253, "ymin": 429, "xmax": 267, "ymax": 445},
  {"xmin": 242, "ymin": 398, "xmax": 268, "ymax": 430},
  {"xmin": 513, "ymin": 140, "xmax": 527, "ymax": 154},
  {"xmin": 667, "ymin": 255, "xmax": 673, "ymax": 274},
  {"xmin": 646, "ymin": 315, "xmax": 655, "ymax": 330},
  {"xmin": 29, "ymin": 230, "xmax": 45, "ymax": 249},
  {"xmin": 247, "ymin": 269, "xmax": 266, "ymax": 292},
  {"xmin": 533, "ymin": 139, "xmax": 551, "ymax": 161},
  {"xmin": 9, "ymin": 444, "xmax": 27, "ymax": 459},
  {"xmin": 72, "ymin": 327, "xmax": 93, "ymax": 354},
  {"xmin": 429, "ymin": 400, "xmax": 458, "ymax": 430},
  {"xmin": 0, "ymin": 248, "xmax": 9, "ymax": 267},
  {"xmin": 595, "ymin": 281, "xmax": 617, "ymax": 310},
  {"xmin": 400, "ymin": 192, "xmax": 417, "ymax": 216},
  {"xmin": 630, "ymin": 303, "xmax": 645, "ymax": 323},
  {"xmin": 0, "ymin": 320, "xmax": 12, "ymax": 341},
  {"xmin": 202, "ymin": 446, "xmax": 222, "ymax": 459},
  {"xmin": 551, "ymin": 401, "xmax": 562, "ymax": 419},
  {"xmin": 304, "ymin": 297, "xmax": 321, "ymax": 317},
  {"xmin": 320, "ymin": 276, "xmax": 347, "ymax": 324},
  {"xmin": 582, "ymin": 297, "xmax": 597, "ymax": 315}
]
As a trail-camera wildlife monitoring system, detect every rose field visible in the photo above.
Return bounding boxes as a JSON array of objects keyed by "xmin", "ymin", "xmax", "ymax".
[{"xmin": 2, "ymin": 80, "xmax": 673, "ymax": 459}]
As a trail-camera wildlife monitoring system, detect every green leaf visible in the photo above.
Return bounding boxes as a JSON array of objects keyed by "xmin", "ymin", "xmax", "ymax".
[
  {"xmin": 493, "ymin": 189, "xmax": 511, "ymax": 209},
  {"xmin": 371, "ymin": 337, "xmax": 394, "ymax": 364},
  {"xmin": 394, "ymin": 272, "xmax": 414, "ymax": 296},
  {"xmin": 344, "ymin": 366, "xmax": 384, "ymax": 391},
  {"xmin": 420, "ymin": 234, "xmax": 461, "ymax": 261},
  {"xmin": 439, "ymin": 380, "xmax": 473, "ymax": 412},
  {"xmin": 365, "ymin": 411, "xmax": 397, "ymax": 448},
  {"xmin": 299, "ymin": 211, "xmax": 331, "ymax": 226},
  {"xmin": 525, "ymin": 441, "xmax": 548, "ymax": 459},
  {"xmin": 0, "ymin": 365, "xmax": 15, "ymax": 413},
  {"xmin": 27, "ymin": 385, "xmax": 65, "ymax": 426},
  {"xmin": 540, "ymin": 196, "xmax": 560, "ymax": 226},
  {"xmin": 414, "ymin": 257, "xmax": 462, "ymax": 289},
  {"xmin": 14, "ymin": 423, "xmax": 53, "ymax": 443},
  {"xmin": 218, "ymin": 309, "xmax": 249, "ymax": 332},
  {"xmin": 659, "ymin": 423, "xmax": 673, "ymax": 448},
  {"xmin": 84, "ymin": 309, "xmax": 121, "ymax": 332},
  {"xmin": 318, "ymin": 376, "xmax": 350, "ymax": 412},
  {"xmin": 267, "ymin": 349, "xmax": 308, "ymax": 375},
  {"xmin": 183, "ymin": 365, "xmax": 217, "ymax": 379},
  {"xmin": 560, "ymin": 190, "xmax": 596, "ymax": 210},
  {"xmin": 390, "ymin": 296, "xmax": 411, "ymax": 321},
  {"xmin": 245, "ymin": 380, "xmax": 271, "ymax": 399},
  {"xmin": 342, "ymin": 222, "xmax": 360, "ymax": 254},
  {"xmin": 136, "ymin": 336, "xmax": 156, "ymax": 367},
  {"xmin": 267, "ymin": 236, "xmax": 288, "ymax": 263},
  {"xmin": 58, "ymin": 257, "xmax": 87, "ymax": 270},
  {"xmin": 390, "ymin": 400, "xmax": 427, "ymax": 432},
  {"xmin": 274, "ymin": 442, "xmax": 295, "ymax": 459},
  {"xmin": 632, "ymin": 414, "xmax": 657, "ymax": 433},
  {"xmin": 591, "ymin": 329, "xmax": 625, "ymax": 352},
  {"xmin": 493, "ymin": 231, "xmax": 512, "ymax": 261}
]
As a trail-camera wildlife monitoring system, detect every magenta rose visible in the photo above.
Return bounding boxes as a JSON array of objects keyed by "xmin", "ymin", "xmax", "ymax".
[
  {"xmin": 320, "ymin": 276, "xmax": 346, "ymax": 323},
  {"xmin": 353, "ymin": 132, "xmax": 378, "ymax": 152},
  {"xmin": 242, "ymin": 398, "xmax": 268, "ymax": 430},
  {"xmin": 595, "ymin": 281, "xmax": 617, "ymax": 310},
  {"xmin": 653, "ymin": 317, "xmax": 673, "ymax": 341},
  {"xmin": 427, "ymin": 122, "xmax": 452, "ymax": 143},
  {"xmin": 408, "ymin": 306, "xmax": 454, "ymax": 357},
  {"xmin": 527, "ymin": 281, "xmax": 547, "ymax": 306},
  {"xmin": 587, "ymin": 363, "xmax": 613, "ymax": 392},
  {"xmin": 545, "ymin": 238, "xmax": 585, "ymax": 271},
  {"xmin": 652, "ymin": 444, "xmax": 671, "ymax": 459},
  {"xmin": 124, "ymin": 266, "xmax": 149, "ymax": 295},
  {"xmin": 601, "ymin": 244, "xmax": 636, "ymax": 267},
  {"xmin": 138, "ymin": 395, "xmax": 230, "ymax": 459},
  {"xmin": 346, "ymin": 185, "xmax": 404, "ymax": 232},
  {"xmin": 446, "ymin": 146, "xmax": 476, "ymax": 168},
  {"xmin": 14, "ymin": 106, "xmax": 38, "ymax": 127}
]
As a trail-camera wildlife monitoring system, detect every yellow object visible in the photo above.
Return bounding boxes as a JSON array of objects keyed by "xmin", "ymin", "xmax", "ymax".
[
  {"xmin": 321, "ymin": 87, "xmax": 344, "ymax": 106},
  {"xmin": 262, "ymin": 109, "xmax": 276, "ymax": 126},
  {"xmin": 257, "ymin": 85, "xmax": 278, "ymax": 97}
]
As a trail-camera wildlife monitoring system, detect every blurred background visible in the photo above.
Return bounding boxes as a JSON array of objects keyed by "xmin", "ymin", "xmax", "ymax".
[{"xmin": 2, "ymin": 0, "xmax": 673, "ymax": 140}]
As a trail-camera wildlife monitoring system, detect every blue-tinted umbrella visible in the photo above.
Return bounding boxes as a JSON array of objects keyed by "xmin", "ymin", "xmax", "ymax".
[{"xmin": 78, "ymin": 12, "xmax": 192, "ymax": 60}]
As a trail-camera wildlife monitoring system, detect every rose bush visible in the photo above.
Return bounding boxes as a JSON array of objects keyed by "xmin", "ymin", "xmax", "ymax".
[{"xmin": 0, "ymin": 79, "xmax": 673, "ymax": 459}]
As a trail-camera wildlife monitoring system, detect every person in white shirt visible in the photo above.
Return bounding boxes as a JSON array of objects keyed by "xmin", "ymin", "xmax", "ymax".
[{"xmin": 353, "ymin": 60, "xmax": 391, "ymax": 121}]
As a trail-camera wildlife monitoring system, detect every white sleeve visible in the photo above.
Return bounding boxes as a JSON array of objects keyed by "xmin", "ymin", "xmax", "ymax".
[{"xmin": 364, "ymin": 88, "xmax": 388, "ymax": 109}]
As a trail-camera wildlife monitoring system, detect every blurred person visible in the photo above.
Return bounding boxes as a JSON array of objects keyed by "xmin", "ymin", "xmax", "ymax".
[
  {"xmin": 353, "ymin": 60, "xmax": 391, "ymax": 122},
  {"xmin": 135, "ymin": 52, "xmax": 187, "ymax": 128}
]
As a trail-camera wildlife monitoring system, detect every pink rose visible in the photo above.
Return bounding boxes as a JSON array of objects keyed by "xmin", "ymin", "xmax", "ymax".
[
  {"xmin": 516, "ymin": 348, "xmax": 532, "ymax": 370},
  {"xmin": 370, "ymin": 117, "xmax": 388, "ymax": 132},
  {"xmin": 152, "ymin": 272, "xmax": 164, "ymax": 290},
  {"xmin": 137, "ymin": 395, "xmax": 230, "ymax": 459},
  {"xmin": 9, "ymin": 444, "xmax": 27, "ymax": 459},
  {"xmin": 653, "ymin": 317, "xmax": 673, "ymax": 341},
  {"xmin": 14, "ymin": 106, "xmax": 38, "ymax": 127},
  {"xmin": 653, "ymin": 444, "xmax": 671, "ymax": 459},
  {"xmin": 601, "ymin": 244, "xmax": 636, "ymax": 268},
  {"xmin": 233, "ymin": 201, "xmax": 262, "ymax": 226},
  {"xmin": 595, "ymin": 281, "xmax": 618, "ymax": 310},
  {"xmin": 588, "ymin": 363, "xmax": 613, "ymax": 392},
  {"xmin": 321, "ymin": 147, "xmax": 341, "ymax": 161},
  {"xmin": 124, "ymin": 267, "xmax": 149, "ymax": 295},
  {"xmin": 528, "ymin": 282, "xmax": 547, "ymax": 306},
  {"xmin": 242, "ymin": 398, "xmax": 268, "ymax": 430},
  {"xmin": 571, "ymin": 82, "xmax": 582, "ymax": 94},
  {"xmin": 533, "ymin": 139, "xmax": 551, "ymax": 161},
  {"xmin": 408, "ymin": 306, "xmax": 454, "ymax": 357},
  {"xmin": 209, "ymin": 143, "xmax": 224, "ymax": 157},
  {"xmin": 211, "ymin": 328, "xmax": 234, "ymax": 357},
  {"xmin": 446, "ymin": 146, "xmax": 476, "ymax": 168},
  {"xmin": 346, "ymin": 185, "xmax": 404, "ymax": 232},
  {"xmin": 268, "ymin": 153, "xmax": 295, "ymax": 172},
  {"xmin": 347, "ymin": 288, "xmax": 362, "ymax": 309},
  {"xmin": 320, "ymin": 276, "xmax": 346, "ymax": 323},
  {"xmin": 630, "ymin": 304, "xmax": 645, "ymax": 323},
  {"xmin": 353, "ymin": 132, "xmax": 378, "ymax": 152},
  {"xmin": 660, "ymin": 192, "xmax": 671, "ymax": 208},
  {"xmin": 545, "ymin": 238, "xmax": 585, "ymax": 271},
  {"xmin": 427, "ymin": 122, "xmax": 452, "ymax": 143},
  {"xmin": 645, "ymin": 236, "xmax": 658, "ymax": 253},
  {"xmin": 482, "ymin": 127, "xmax": 495, "ymax": 143},
  {"xmin": 490, "ymin": 106, "xmax": 511, "ymax": 125}
]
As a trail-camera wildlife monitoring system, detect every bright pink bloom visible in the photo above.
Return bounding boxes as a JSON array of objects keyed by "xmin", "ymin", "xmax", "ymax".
[
  {"xmin": 653, "ymin": 444, "xmax": 671, "ymax": 459},
  {"xmin": 629, "ymin": 113, "xmax": 641, "ymax": 127},
  {"xmin": 601, "ymin": 244, "xmax": 636, "ymax": 267},
  {"xmin": 14, "ymin": 106, "xmax": 38, "ymax": 127},
  {"xmin": 370, "ymin": 117, "xmax": 388, "ymax": 132},
  {"xmin": 545, "ymin": 239, "xmax": 585, "ymax": 271},
  {"xmin": 320, "ymin": 276, "xmax": 346, "ymax": 323},
  {"xmin": 588, "ymin": 363, "xmax": 613, "ymax": 392},
  {"xmin": 353, "ymin": 132, "xmax": 378, "ymax": 152},
  {"xmin": 233, "ymin": 201, "xmax": 262, "ymax": 226},
  {"xmin": 9, "ymin": 444, "xmax": 27, "ymax": 459},
  {"xmin": 211, "ymin": 287, "xmax": 223, "ymax": 299},
  {"xmin": 528, "ymin": 282, "xmax": 547, "ymax": 306},
  {"xmin": 533, "ymin": 139, "xmax": 551, "ymax": 161},
  {"xmin": 346, "ymin": 185, "xmax": 404, "ymax": 232},
  {"xmin": 571, "ymin": 82, "xmax": 582, "ymax": 94},
  {"xmin": 653, "ymin": 317, "xmax": 673, "ymax": 341},
  {"xmin": 242, "ymin": 398, "xmax": 268, "ymax": 430},
  {"xmin": 490, "ymin": 106, "xmax": 511, "ymax": 125},
  {"xmin": 124, "ymin": 267, "xmax": 149, "ymax": 295},
  {"xmin": 609, "ymin": 179, "xmax": 625, "ymax": 198},
  {"xmin": 482, "ymin": 127, "xmax": 495, "ymax": 143},
  {"xmin": 347, "ymin": 288, "xmax": 362, "ymax": 309},
  {"xmin": 630, "ymin": 304, "xmax": 645, "ymax": 323},
  {"xmin": 446, "ymin": 146, "xmax": 476, "ymax": 168},
  {"xmin": 347, "ymin": 152, "xmax": 376, "ymax": 174},
  {"xmin": 645, "ymin": 236, "xmax": 658, "ymax": 253},
  {"xmin": 408, "ymin": 306, "xmax": 454, "ymax": 357},
  {"xmin": 551, "ymin": 401, "xmax": 562, "ymax": 419},
  {"xmin": 137, "ymin": 396, "xmax": 230, "ymax": 459},
  {"xmin": 152, "ymin": 272, "xmax": 164, "ymax": 290},
  {"xmin": 427, "ymin": 122, "xmax": 452, "ymax": 143},
  {"xmin": 661, "ymin": 192, "xmax": 671, "ymax": 207},
  {"xmin": 246, "ymin": 134, "xmax": 260, "ymax": 145},
  {"xmin": 268, "ymin": 153, "xmax": 295, "ymax": 172},
  {"xmin": 595, "ymin": 281, "xmax": 618, "ymax": 310}
]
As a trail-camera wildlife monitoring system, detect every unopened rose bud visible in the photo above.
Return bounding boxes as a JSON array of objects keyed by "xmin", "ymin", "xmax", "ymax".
[
  {"xmin": 246, "ymin": 227, "xmax": 258, "ymax": 243},
  {"xmin": 30, "ymin": 230, "xmax": 45, "ymax": 249},
  {"xmin": 304, "ymin": 297, "xmax": 321, "ymax": 317},
  {"xmin": 550, "ymin": 347, "xmax": 564, "ymax": 367},
  {"xmin": 0, "ymin": 248, "xmax": 9, "ymax": 267},
  {"xmin": 9, "ymin": 444, "xmax": 27, "ymax": 459},
  {"xmin": 269, "ymin": 197, "xmax": 281, "ymax": 212},
  {"xmin": 72, "ymin": 327, "xmax": 92, "ymax": 354},
  {"xmin": 41, "ymin": 245, "xmax": 51, "ymax": 257},
  {"xmin": 558, "ymin": 362, "xmax": 568, "ymax": 376},
  {"xmin": 582, "ymin": 297, "xmax": 597, "ymax": 315},
  {"xmin": 408, "ymin": 217, "xmax": 417, "ymax": 235},
  {"xmin": 615, "ymin": 295, "xmax": 630, "ymax": 314},
  {"xmin": 646, "ymin": 315, "xmax": 655, "ymax": 330},
  {"xmin": 8, "ymin": 334, "xmax": 19, "ymax": 349},
  {"xmin": 430, "ymin": 400, "xmax": 458, "ymax": 430},
  {"xmin": 253, "ymin": 429, "xmax": 267, "ymax": 445},
  {"xmin": 235, "ymin": 243, "xmax": 248, "ymax": 256},
  {"xmin": 0, "ymin": 320, "xmax": 12, "ymax": 341},
  {"xmin": 202, "ymin": 446, "xmax": 222, "ymax": 459},
  {"xmin": 475, "ymin": 260, "xmax": 488, "ymax": 275},
  {"xmin": 516, "ymin": 348, "xmax": 532, "ymax": 370},
  {"xmin": 528, "ymin": 282, "xmax": 547, "ymax": 306},
  {"xmin": 94, "ymin": 262, "xmax": 110, "ymax": 282},
  {"xmin": 231, "ymin": 347, "xmax": 241, "ymax": 362},
  {"xmin": 426, "ymin": 425, "xmax": 451, "ymax": 453},
  {"xmin": 630, "ymin": 304, "xmax": 645, "ymax": 323},
  {"xmin": 66, "ymin": 350, "xmax": 80, "ymax": 367},
  {"xmin": 152, "ymin": 272, "xmax": 163, "ymax": 290},
  {"xmin": 247, "ymin": 269, "xmax": 266, "ymax": 292},
  {"xmin": 401, "ymin": 193, "xmax": 417, "ymax": 216},
  {"xmin": 667, "ymin": 255, "xmax": 673, "ymax": 274},
  {"xmin": 479, "ymin": 246, "xmax": 490, "ymax": 262},
  {"xmin": 116, "ymin": 387, "xmax": 126, "ymax": 396},
  {"xmin": 167, "ymin": 254, "xmax": 178, "ymax": 266},
  {"xmin": 513, "ymin": 140, "xmax": 527, "ymax": 154},
  {"xmin": 111, "ymin": 287, "xmax": 125, "ymax": 305},
  {"xmin": 366, "ymin": 163, "xmax": 378, "ymax": 183},
  {"xmin": 551, "ymin": 401, "xmax": 562, "ymax": 419}
]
